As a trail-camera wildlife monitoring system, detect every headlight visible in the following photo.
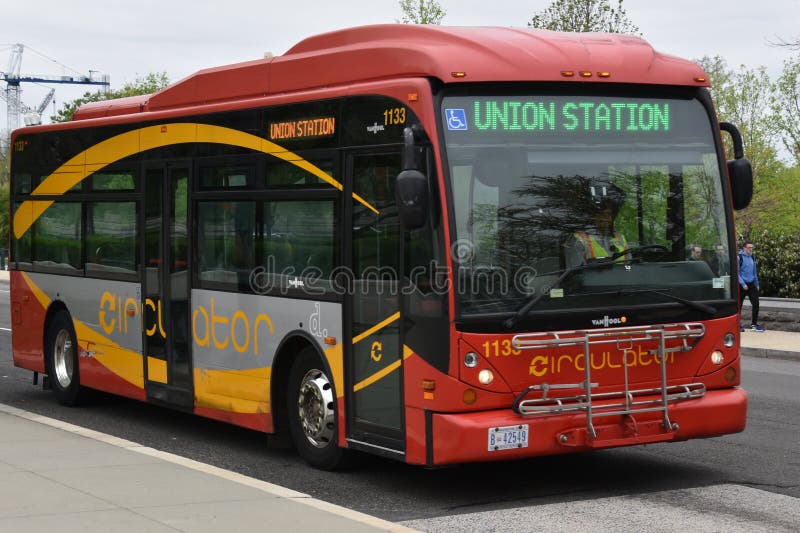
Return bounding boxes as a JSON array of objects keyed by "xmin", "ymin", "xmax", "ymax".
[{"xmin": 478, "ymin": 369, "xmax": 494, "ymax": 385}]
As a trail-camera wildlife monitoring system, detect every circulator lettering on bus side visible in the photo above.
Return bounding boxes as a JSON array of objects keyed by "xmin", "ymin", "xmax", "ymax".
[{"xmin": 191, "ymin": 298, "xmax": 275, "ymax": 356}]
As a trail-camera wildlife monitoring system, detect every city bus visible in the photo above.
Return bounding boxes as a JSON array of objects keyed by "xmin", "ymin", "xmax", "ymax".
[{"xmin": 8, "ymin": 25, "xmax": 753, "ymax": 468}]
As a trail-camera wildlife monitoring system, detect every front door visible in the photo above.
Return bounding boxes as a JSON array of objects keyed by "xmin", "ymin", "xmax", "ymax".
[
  {"xmin": 143, "ymin": 162, "xmax": 193, "ymax": 407},
  {"xmin": 346, "ymin": 151, "xmax": 405, "ymax": 453}
]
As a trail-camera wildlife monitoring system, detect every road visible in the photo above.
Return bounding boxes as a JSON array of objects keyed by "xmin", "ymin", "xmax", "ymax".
[{"xmin": 0, "ymin": 279, "xmax": 798, "ymax": 531}]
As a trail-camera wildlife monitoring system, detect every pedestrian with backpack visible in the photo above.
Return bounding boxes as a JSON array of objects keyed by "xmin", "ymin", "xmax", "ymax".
[{"xmin": 738, "ymin": 241, "xmax": 764, "ymax": 332}]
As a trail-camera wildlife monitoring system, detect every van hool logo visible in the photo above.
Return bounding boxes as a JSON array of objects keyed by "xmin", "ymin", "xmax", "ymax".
[{"xmin": 591, "ymin": 315, "xmax": 627, "ymax": 327}]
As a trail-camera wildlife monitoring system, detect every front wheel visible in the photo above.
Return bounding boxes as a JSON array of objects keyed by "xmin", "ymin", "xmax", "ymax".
[
  {"xmin": 45, "ymin": 310, "xmax": 87, "ymax": 406},
  {"xmin": 287, "ymin": 347, "xmax": 347, "ymax": 469}
]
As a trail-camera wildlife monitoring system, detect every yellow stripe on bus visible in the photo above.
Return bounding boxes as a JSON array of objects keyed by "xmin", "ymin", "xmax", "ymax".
[
  {"xmin": 351, "ymin": 311, "xmax": 400, "ymax": 345},
  {"xmin": 147, "ymin": 356, "xmax": 168, "ymax": 384},
  {"xmin": 13, "ymin": 123, "xmax": 379, "ymax": 238},
  {"xmin": 353, "ymin": 345, "xmax": 413, "ymax": 393},
  {"xmin": 193, "ymin": 366, "xmax": 271, "ymax": 414}
]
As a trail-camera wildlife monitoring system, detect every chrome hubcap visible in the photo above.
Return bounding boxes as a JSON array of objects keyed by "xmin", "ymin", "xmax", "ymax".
[
  {"xmin": 297, "ymin": 369, "xmax": 335, "ymax": 448},
  {"xmin": 53, "ymin": 329, "xmax": 74, "ymax": 389}
]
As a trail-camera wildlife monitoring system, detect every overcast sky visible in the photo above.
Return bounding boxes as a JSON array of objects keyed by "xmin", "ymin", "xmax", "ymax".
[{"xmin": 2, "ymin": 0, "xmax": 798, "ymax": 130}]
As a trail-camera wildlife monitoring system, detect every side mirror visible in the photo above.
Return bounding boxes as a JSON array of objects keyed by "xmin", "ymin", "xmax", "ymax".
[
  {"xmin": 728, "ymin": 158, "xmax": 753, "ymax": 210},
  {"xmin": 720, "ymin": 122, "xmax": 753, "ymax": 210},
  {"xmin": 396, "ymin": 169, "xmax": 428, "ymax": 229}
]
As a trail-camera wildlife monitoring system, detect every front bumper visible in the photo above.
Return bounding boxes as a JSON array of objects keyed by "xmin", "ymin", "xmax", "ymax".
[{"xmin": 429, "ymin": 387, "xmax": 747, "ymax": 465}]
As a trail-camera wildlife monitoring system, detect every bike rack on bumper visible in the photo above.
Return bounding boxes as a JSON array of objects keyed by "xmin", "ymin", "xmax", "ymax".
[{"xmin": 511, "ymin": 323, "xmax": 707, "ymax": 445}]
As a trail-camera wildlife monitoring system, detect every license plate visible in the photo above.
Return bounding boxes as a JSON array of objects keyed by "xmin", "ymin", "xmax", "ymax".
[{"xmin": 488, "ymin": 424, "xmax": 529, "ymax": 451}]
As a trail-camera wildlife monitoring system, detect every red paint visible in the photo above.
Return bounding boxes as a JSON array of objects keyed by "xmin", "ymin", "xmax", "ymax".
[
  {"xmin": 78, "ymin": 358, "xmax": 146, "ymax": 401},
  {"xmin": 428, "ymin": 388, "xmax": 746, "ymax": 465},
  {"xmin": 10, "ymin": 272, "xmax": 45, "ymax": 373}
]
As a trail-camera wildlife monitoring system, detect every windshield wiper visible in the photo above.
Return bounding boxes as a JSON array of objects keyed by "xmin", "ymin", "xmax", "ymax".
[
  {"xmin": 503, "ymin": 258, "xmax": 616, "ymax": 329},
  {"xmin": 614, "ymin": 287, "xmax": 717, "ymax": 315}
]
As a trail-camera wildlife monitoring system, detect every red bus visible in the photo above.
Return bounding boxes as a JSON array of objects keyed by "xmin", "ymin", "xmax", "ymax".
[{"xmin": 8, "ymin": 25, "xmax": 753, "ymax": 468}]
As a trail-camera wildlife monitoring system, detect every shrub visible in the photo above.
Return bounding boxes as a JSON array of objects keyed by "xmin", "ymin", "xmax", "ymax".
[{"xmin": 745, "ymin": 231, "xmax": 800, "ymax": 297}]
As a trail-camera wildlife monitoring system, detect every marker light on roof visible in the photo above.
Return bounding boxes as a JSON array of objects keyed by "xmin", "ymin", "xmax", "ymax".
[
  {"xmin": 597, "ymin": 71, "xmax": 611, "ymax": 78},
  {"xmin": 561, "ymin": 70, "xmax": 575, "ymax": 77},
  {"xmin": 579, "ymin": 71, "xmax": 593, "ymax": 77},
  {"xmin": 451, "ymin": 71, "xmax": 467, "ymax": 78}
]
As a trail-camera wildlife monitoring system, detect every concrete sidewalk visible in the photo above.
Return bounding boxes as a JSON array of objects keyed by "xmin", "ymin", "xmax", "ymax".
[
  {"xmin": 0, "ymin": 403, "xmax": 415, "ymax": 533},
  {"xmin": 739, "ymin": 328, "xmax": 800, "ymax": 361}
]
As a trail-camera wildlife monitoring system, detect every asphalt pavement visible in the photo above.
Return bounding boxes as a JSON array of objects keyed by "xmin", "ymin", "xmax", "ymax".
[{"xmin": 0, "ymin": 268, "xmax": 797, "ymax": 532}]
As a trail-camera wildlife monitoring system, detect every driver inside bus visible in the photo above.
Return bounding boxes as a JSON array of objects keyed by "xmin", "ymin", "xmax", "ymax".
[{"xmin": 564, "ymin": 180, "xmax": 629, "ymax": 268}]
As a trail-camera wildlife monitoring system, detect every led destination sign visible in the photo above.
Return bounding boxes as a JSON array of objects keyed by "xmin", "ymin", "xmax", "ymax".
[
  {"xmin": 443, "ymin": 97, "xmax": 679, "ymax": 136},
  {"xmin": 472, "ymin": 100, "xmax": 670, "ymax": 133},
  {"xmin": 269, "ymin": 116, "xmax": 336, "ymax": 140}
]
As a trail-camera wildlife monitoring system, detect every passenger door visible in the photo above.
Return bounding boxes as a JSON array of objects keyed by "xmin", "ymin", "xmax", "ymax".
[
  {"xmin": 142, "ymin": 162, "xmax": 193, "ymax": 407},
  {"xmin": 345, "ymin": 151, "xmax": 405, "ymax": 455}
]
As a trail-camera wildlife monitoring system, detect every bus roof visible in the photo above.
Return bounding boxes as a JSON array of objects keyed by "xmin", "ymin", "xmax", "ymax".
[{"xmin": 72, "ymin": 24, "xmax": 709, "ymax": 121}]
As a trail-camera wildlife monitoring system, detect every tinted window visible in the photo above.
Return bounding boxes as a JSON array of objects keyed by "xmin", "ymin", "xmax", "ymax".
[
  {"xmin": 33, "ymin": 202, "xmax": 82, "ymax": 271},
  {"xmin": 91, "ymin": 170, "xmax": 135, "ymax": 191},
  {"xmin": 265, "ymin": 157, "xmax": 333, "ymax": 188},
  {"xmin": 198, "ymin": 201, "xmax": 257, "ymax": 289},
  {"xmin": 199, "ymin": 164, "xmax": 253, "ymax": 189},
  {"xmin": 86, "ymin": 202, "xmax": 137, "ymax": 276},
  {"xmin": 263, "ymin": 199, "xmax": 335, "ymax": 279}
]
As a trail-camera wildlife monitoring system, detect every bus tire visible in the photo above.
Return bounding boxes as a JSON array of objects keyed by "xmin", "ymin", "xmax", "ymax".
[
  {"xmin": 287, "ymin": 347, "xmax": 346, "ymax": 469},
  {"xmin": 45, "ymin": 310, "xmax": 86, "ymax": 406}
]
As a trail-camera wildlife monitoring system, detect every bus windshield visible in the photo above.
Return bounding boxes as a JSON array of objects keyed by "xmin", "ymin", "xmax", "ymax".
[{"xmin": 441, "ymin": 92, "xmax": 733, "ymax": 318}]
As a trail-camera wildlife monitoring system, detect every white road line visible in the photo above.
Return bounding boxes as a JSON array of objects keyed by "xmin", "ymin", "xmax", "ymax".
[{"xmin": 0, "ymin": 327, "xmax": 11, "ymax": 332}]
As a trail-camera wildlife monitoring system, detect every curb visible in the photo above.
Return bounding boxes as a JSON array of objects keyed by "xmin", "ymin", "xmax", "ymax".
[
  {"xmin": 741, "ymin": 346, "xmax": 800, "ymax": 362},
  {"xmin": 0, "ymin": 402, "xmax": 419, "ymax": 533}
]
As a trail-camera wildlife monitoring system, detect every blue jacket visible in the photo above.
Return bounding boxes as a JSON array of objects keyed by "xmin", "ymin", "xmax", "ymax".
[{"xmin": 738, "ymin": 251, "xmax": 759, "ymax": 287}]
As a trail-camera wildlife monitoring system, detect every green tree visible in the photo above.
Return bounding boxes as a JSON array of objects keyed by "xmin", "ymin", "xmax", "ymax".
[
  {"xmin": 50, "ymin": 72, "xmax": 169, "ymax": 123},
  {"xmin": 397, "ymin": 0, "xmax": 445, "ymax": 24},
  {"xmin": 697, "ymin": 56, "xmax": 784, "ymax": 237},
  {"xmin": 0, "ymin": 181, "xmax": 9, "ymax": 251},
  {"xmin": 772, "ymin": 55, "xmax": 800, "ymax": 165},
  {"xmin": 0, "ymin": 149, "xmax": 9, "ymax": 251},
  {"xmin": 0, "ymin": 148, "xmax": 8, "ymax": 186},
  {"xmin": 528, "ymin": 0, "xmax": 640, "ymax": 34}
]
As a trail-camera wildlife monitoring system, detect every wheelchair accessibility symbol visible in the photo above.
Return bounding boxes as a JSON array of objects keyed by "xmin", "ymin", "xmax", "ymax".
[{"xmin": 445, "ymin": 109, "xmax": 468, "ymax": 131}]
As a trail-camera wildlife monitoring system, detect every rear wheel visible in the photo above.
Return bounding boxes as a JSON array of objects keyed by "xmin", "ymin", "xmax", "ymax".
[
  {"xmin": 45, "ymin": 310, "xmax": 86, "ymax": 406},
  {"xmin": 287, "ymin": 347, "xmax": 347, "ymax": 469}
]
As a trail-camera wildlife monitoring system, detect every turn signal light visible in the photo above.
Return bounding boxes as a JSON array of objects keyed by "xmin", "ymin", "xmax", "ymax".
[
  {"xmin": 724, "ymin": 367, "xmax": 737, "ymax": 382},
  {"xmin": 463, "ymin": 389, "xmax": 477, "ymax": 405},
  {"xmin": 421, "ymin": 379, "xmax": 436, "ymax": 391}
]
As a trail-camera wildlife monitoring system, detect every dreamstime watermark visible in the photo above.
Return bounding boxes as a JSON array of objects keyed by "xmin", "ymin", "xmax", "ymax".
[{"xmin": 246, "ymin": 255, "xmax": 543, "ymax": 298}]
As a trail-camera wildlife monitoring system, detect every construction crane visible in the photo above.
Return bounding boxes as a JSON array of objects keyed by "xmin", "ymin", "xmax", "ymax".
[{"xmin": 1, "ymin": 43, "xmax": 110, "ymax": 132}]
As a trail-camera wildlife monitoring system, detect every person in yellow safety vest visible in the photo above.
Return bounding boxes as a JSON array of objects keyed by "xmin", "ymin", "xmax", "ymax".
[{"xmin": 565, "ymin": 180, "xmax": 629, "ymax": 268}]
